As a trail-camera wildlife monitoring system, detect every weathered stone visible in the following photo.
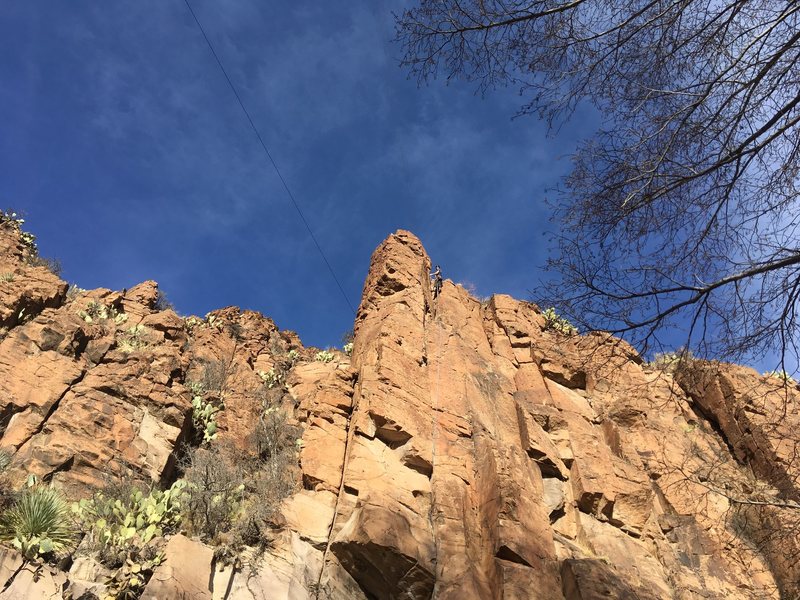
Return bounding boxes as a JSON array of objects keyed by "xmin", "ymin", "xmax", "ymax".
[
  {"xmin": 0, "ymin": 549, "xmax": 22, "ymax": 589},
  {"xmin": 66, "ymin": 555, "xmax": 111, "ymax": 599},
  {"xmin": 0, "ymin": 266, "xmax": 66, "ymax": 330},
  {"xmin": 0, "ymin": 223, "xmax": 792, "ymax": 599},
  {"xmin": 0, "ymin": 565, "xmax": 65, "ymax": 600},
  {"xmin": 281, "ymin": 489, "xmax": 337, "ymax": 548},
  {"xmin": 226, "ymin": 532, "xmax": 324, "ymax": 600},
  {"xmin": 561, "ymin": 558, "xmax": 656, "ymax": 600},
  {"xmin": 141, "ymin": 534, "xmax": 214, "ymax": 600}
]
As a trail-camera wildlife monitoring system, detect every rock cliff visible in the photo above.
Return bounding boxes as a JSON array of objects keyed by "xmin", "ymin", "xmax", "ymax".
[{"xmin": 0, "ymin": 220, "xmax": 797, "ymax": 599}]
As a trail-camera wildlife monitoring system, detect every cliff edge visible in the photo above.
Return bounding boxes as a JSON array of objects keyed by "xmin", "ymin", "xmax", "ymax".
[{"xmin": 0, "ymin": 221, "xmax": 797, "ymax": 599}]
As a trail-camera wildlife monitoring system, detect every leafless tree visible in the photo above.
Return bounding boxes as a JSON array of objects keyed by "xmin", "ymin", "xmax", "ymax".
[{"xmin": 395, "ymin": 1, "xmax": 800, "ymax": 372}]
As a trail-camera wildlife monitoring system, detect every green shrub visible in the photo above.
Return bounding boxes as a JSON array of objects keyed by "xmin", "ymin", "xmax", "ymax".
[
  {"xmin": 314, "ymin": 350, "xmax": 335, "ymax": 363},
  {"xmin": 65, "ymin": 284, "xmax": 86, "ymax": 302},
  {"xmin": 0, "ymin": 211, "xmax": 36, "ymax": 255},
  {"xmin": 0, "ymin": 273, "xmax": 14, "ymax": 283},
  {"xmin": 116, "ymin": 325, "xmax": 149, "ymax": 354},
  {"xmin": 19, "ymin": 231, "xmax": 37, "ymax": 253},
  {"xmin": 72, "ymin": 481, "xmax": 185, "ymax": 563},
  {"xmin": 180, "ymin": 412, "xmax": 301, "ymax": 560},
  {"xmin": 182, "ymin": 316, "xmax": 203, "ymax": 332},
  {"xmin": 0, "ymin": 211, "xmax": 60, "ymax": 276},
  {"xmin": 205, "ymin": 314, "xmax": 222, "ymax": 330},
  {"xmin": 343, "ymin": 342, "xmax": 354, "ymax": 356},
  {"xmin": 26, "ymin": 256, "xmax": 62, "ymax": 277},
  {"xmin": 649, "ymin": 348, "xmax": 695, "ymax": 371},
  {"xmin": 73, "ymin": 481, "xmax": 185, "ymax": 599},
  {"xmin": 191, "ymin": 393, "xmax": 222, "ymax": 444},
  {"xmin": 179, "ymin": 446, "xmax": 246, "ymax": 542},
  {"xmin": 188, "ymin": 377, "xmax": 219, "ymax": 442},
  {"xmin": 105, "ymin": 552, "xmax": 164, "ymax": 600},
  {"xmin": 542, "ymin": 307, "xmax": 578, "ymax": 336},
  {"xmin": 186, "ymin": 381, "xmax": 205, "ymax": 397},
  {"xmin": 78, "ymin": 301, "xmax": 128, "ymax": 326},
  {"xmin": 257, "ymin": 368, "xmax": 282, "ymax": 389},
  {"xmin": 0, "ymin": 210, "xmax": 25, "ymax": 228},
  {"xmin": 764, "ymin": 369, "xmax": 796, "ymax": 384},
  {"xmin": 0, "ymin": 487, "xmax": 75, "ymax": 560},
  {"xmin": 186, "ymin": 361, "xmax": 231, "ymax": 444}
]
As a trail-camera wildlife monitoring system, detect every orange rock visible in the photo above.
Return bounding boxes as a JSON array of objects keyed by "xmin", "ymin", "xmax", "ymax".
[
  {"xmin": 141, "ymin": 534, "xmax": 213, "ymax": 600},
  {"xmin": 0, "ymin": 223, "xmax": 793, "ymax": 599}
]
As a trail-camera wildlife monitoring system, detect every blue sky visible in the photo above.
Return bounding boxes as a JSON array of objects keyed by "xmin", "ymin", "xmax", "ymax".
[{"xmin": 0, "ymin": 1, "xmax": 592, "ymax": 349}]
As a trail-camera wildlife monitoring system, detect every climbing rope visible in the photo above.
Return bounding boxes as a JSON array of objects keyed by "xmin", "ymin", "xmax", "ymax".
[
  {"xmin": 427, "ymin": 291, "xmax": 447, "ymax": 597},
  {"xmin": 315, "ymin": 285, "xmax": 446, "ymax": 598},
  {"xmin": 314, "ymin": 381, "xmax": 362, "ymax": 598}
]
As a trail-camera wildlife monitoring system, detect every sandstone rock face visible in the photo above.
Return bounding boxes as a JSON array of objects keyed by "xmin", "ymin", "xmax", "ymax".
[
  {"xmin": 141, "ymin": 534, "xmax": 214, "ymax": 599},
  {"xmin": 0, "ymin": 220, "xmax": 66, "ymax": 332},
  {"xmin": 311, "ymin": 231, "xmax": 798, "ymax": 600},
  {"xmin": 0, "ymin": 224, "xmax": 796, "ymax": 599}
]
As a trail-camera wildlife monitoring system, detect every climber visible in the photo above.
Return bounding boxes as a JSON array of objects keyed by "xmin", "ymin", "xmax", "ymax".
[{"xmin": 431, "ymin": 265, "xmax": 443, "ymax": 299}]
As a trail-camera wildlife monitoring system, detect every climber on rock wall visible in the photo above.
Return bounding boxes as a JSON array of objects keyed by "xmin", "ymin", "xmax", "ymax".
[{"xmin": 431, "ymin": 265, "xmax": 442, "ymax": 298}]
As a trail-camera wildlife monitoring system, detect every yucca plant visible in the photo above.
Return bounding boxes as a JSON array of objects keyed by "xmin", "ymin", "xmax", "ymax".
[{"xmin": 0, "ymin": 487, "xmax": 75, "ymax": 559}]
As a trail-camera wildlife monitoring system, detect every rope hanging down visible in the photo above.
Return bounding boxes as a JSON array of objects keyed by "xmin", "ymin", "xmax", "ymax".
[
  {"xmin": 182, "ymin": 0, "xmax": 357, "ymax": 315},
  {"xmin": 428, "ymin": 316, "xmax": 444, "ymax": 595}
]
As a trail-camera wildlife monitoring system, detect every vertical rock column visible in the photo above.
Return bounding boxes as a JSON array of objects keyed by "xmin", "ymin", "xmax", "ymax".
[
  {"xmin": 321, "ymin": 231, "xmax": 560, "ymax": 599},
  {"xmin": 427, "ymin": 283, "xmax": 561, "ymax": 599},
  {"xmin": 321, "ymin": 231, "xmax": 436, "ymax": 599}
]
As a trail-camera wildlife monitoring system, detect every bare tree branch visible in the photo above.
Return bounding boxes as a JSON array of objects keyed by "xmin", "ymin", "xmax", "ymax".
[{"xmin": 396, "ymin": 0, "xmax": 800, "ymax": 371}]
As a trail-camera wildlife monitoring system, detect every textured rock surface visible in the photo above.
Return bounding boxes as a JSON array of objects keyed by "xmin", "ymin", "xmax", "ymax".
[
  {"xmin": 141, "ymin": 534, "xmax": 214, "ymax": 600},
  {"xmin": 0, "ymin": 222, "xmax": 797, "ymax": 598}
]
